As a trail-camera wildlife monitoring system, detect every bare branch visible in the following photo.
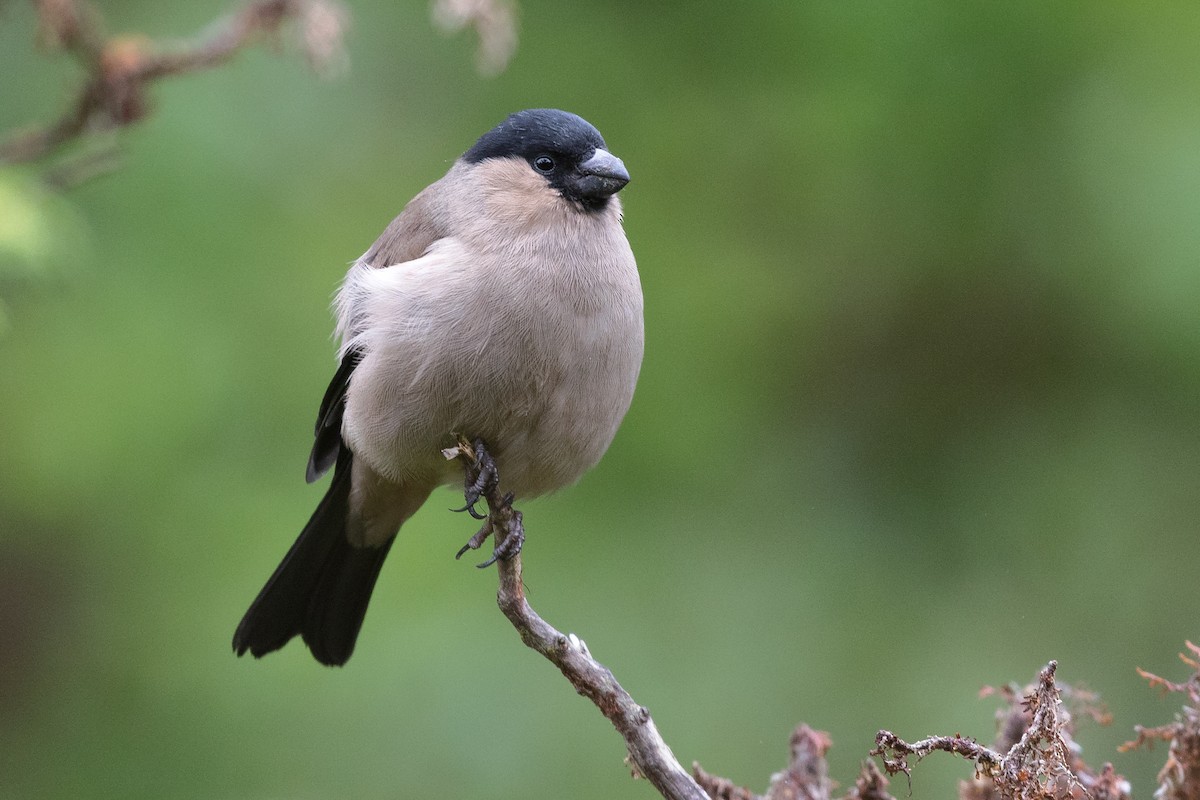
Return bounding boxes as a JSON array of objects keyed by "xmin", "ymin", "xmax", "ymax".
[
  {"xmin": 1122, "ymin": 644, "xmax": 1200, "ymax": 800},
  {"xmin": 872, "ymin": 730, "xmax": 1003, "ymax": 782},
  {"xmin": 2, "ymin": 0, "xmax": 349, "ymax": 181},
  {"xmin": 692, "ymin": 763, "xmax": 760, "ymax": 800},
  {"xmin": 444, "ymin": 439, "xmax": 710, "ymax": 800},
  {"xmin": 694, "ymin": 725, "xmax": 892, "ymax": 800},
  {"xmin": 1084, "ymin": 764, "xmax": 1133, "ymax": 800},
  {"xmin": 762, "ymin": 725, "xmax": 833, "ymax": 800},
  {"xmin": 871, "ymin": 661, "xmax": 1122, "ymax": 800},
  {"xmin": 842, "ymin": 760, "xmax": 896, "ymax": 800},
  {"xmin": 137, "ymin": 0, "xmax": 348, "ymax": 79}
]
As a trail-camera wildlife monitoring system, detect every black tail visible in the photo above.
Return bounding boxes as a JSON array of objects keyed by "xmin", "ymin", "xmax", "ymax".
[{"xmin": 233, "ymin": 449, "xmax": 394, "ymax": 666}]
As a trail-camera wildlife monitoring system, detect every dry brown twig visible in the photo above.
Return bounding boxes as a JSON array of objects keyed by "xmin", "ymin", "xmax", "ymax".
[
  {"xmin": 4, "ymin": 0, "xmax": 519, "ymax": 186},
  {"xmin": 1121, "ymin": 642, "xmax": 1200, "ymax": 800},
  {"xmin": 873, "ymin": 660, "xmax": 1130, "ymax": 800},
  {"xmin": 692, "ymin": 762, "xmax": 761, "ymax": 800},
  {"xmin": 692, "ymin": 725, "xmax": 837, "ymax": 800},
  {"xmin": 443, "ymin": 438, "xmax": 710, "ymax": 800},
  {"xmin": 438, "ymin": 434, "xmax": 1164, "ymax": 800},
  {"xmin": 694, "ymin": 724, "xmax": 895, "ymax": 800},
  {"xmin": 442, "ymin": 437, "xmax": 901, "ymax": 800},
  {"xmin": 845, "ymin": 760, "xmax": 897, "ymax": 800},
  {"xmin": 2, "ymin": 0, "xmax": 350, "ymax": 182}
]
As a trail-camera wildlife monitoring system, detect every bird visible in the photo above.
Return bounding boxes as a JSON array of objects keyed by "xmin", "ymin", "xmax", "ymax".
[{"xmin": 232, "ymin": 109, "xmax": 643, "ymax": 667}]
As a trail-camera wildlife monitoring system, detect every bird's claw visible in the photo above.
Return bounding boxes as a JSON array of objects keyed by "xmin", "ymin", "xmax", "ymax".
[
  {"xmin": 450, "ymin": 438, "xmax": 498, "ymax": 519},
  {"xmin": 449, "ymin": 501, "xmax": 488, "ymax": 520},
  {"xmin": 453, "ymin": 492, "xmax": 523, "ymax": 568},
  {"xmin": 455, "ymin": 518, "xmax": 492, "ymax": 560},
  {"xmin": 476, "ymin": 508, "xmax": 523, "ymax": 569},
  {"xmin": 447, "ymin": 438, "xmax": 523, "ymax": 568}
]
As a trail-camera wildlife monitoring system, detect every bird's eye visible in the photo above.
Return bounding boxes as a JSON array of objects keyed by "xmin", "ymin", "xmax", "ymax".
[{"xmin": 533, "ymin": 155, "xmax": 556, "ymax": 173}]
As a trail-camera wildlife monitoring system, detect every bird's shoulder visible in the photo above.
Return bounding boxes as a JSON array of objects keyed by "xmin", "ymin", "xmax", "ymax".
[{"xmin": 361, "ymin": 176, "xmax": 459, "ymax": 268}]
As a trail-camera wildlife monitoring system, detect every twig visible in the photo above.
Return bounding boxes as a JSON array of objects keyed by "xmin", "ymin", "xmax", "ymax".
[
  {"xmin": 843, "ymin": 760, "xmax": 896, "ymax": 800},
  {"xmin": 871, "ymin": 730, "xmax": 1003, "ymax": 781},
  {"xmin": 6, "ymin": 0, "xmax": 521, "ymax": 184},
  {"xmin": 444, "ymin": 439, "xmax": 710, "ymax": 800},
  {"xmin": 2, "ymin": 0, "xmax": 349, "ymax": 181},
  {"xmin": 692, "ymin": 763, "xmax": 759, "ymax": 800},
  {"xmin": 694, "ymin": 725, "xmax": 894, "ymax": 800},
  {"xmin": 1122, "ymin": 643, "xmax": 1200, "ymax": 800},
  {"xmin": 759, "ymin": 724, "xmax": 834, "ymax": 800},
  {"xmin": 873, "ymin": 661, "xmax": 1096, "ymax": 799}
]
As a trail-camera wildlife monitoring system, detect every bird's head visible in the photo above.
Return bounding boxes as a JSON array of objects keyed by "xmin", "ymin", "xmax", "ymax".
[{"xmin": 463, "ymin": 109, "xmax": 630, "ymax": 213}]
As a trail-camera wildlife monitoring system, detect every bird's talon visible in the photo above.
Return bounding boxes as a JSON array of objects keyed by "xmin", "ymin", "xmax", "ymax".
[
  {"xmin": 448, "ymin": 438, "xmax": 524, "ymax": 568},
  {"xmin": 475, "ymin": 509, "xmax": 524, "ymax": 568},
  {"xmin": 455, "ymin": 518, "xmax": 493, "ymax": 560},
  {"xmin": 449, "ymin": 501, "xmax": 488, "ymax": 520},
  {"xmin": 453, "ymin": 437, "xmax": 498, "ymax": 520}
]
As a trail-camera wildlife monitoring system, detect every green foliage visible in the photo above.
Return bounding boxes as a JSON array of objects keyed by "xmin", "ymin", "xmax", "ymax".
[{"xmin": 0, "ymin": 168, "xmax": 90, "ymax": 332}]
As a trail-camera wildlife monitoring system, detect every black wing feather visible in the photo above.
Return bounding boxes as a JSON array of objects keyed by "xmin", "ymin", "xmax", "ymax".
[{"xmin": 306, "ymin": 346, "xmax": 363, "ymax": 483}]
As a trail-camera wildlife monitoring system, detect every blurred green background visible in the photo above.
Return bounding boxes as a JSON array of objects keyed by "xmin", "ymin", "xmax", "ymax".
[{"xmin": 2, "ymin": 1, "xmax": 1199, "ymax": 797}]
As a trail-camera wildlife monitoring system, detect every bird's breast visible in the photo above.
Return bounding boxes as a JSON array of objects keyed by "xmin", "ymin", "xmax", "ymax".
[
  {"xmin": 342, "ymin": 220, "xmax": 642, "ymax": 499},
  {"xmin": 464, "ymin": 233, "xmax": 643, "ymax": 496}
]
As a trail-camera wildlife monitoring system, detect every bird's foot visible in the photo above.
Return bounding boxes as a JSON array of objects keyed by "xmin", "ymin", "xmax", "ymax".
[
  {"xmin": 444, "ymin": 437, "xmax": 524, "ymax": 568},
  {"xmin": 480, "ymin": 497, "xmax": 523, "ymax": 569},
  {"xmin": 455, "ymin": 517, "xmax": 492, "ymax": 559},
  {"xmin": 449, "ymin": 437, "xmax": 497, "ymax": 520},
  {"xmin": 455, "ymin": 491, "xmax": 524, "ymax": 568}
]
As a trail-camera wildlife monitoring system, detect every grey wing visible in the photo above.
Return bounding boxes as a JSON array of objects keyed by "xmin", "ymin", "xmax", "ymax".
[
  {"xmin": 364, "ymin": 182, "xmax": 450, "ymax": 267},
  {"xmin": 308, "ymin": 184, "xmax": 452, "ymax": 482},
  {"xmin": 335, "ymin": 182, "xmax": 452, "ymax": 350}
]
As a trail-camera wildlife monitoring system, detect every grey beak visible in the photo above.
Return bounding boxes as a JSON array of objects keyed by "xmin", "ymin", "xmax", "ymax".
[{"xmin": 574, "ymin": 148, "xmax": 630, "ymax": 200}]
